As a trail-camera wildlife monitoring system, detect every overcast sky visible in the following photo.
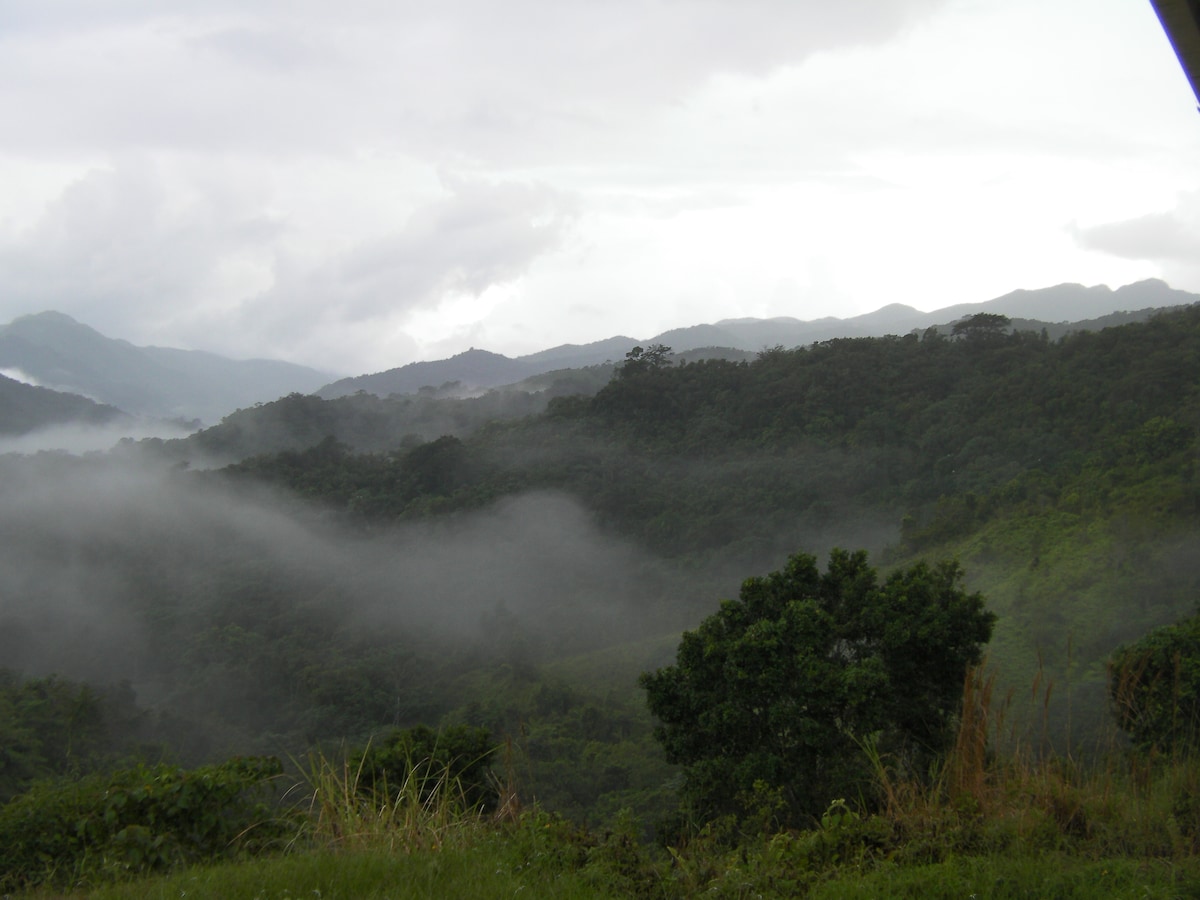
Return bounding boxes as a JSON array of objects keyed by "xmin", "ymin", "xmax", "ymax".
[{"xmin": 1, "ymin": 0, "xmax": 1197, "ymax": 375}]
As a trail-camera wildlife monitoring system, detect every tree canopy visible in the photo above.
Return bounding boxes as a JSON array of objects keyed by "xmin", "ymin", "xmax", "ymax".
[
  {"xmin": 640, "ymin": 550, "xmax": 995, "ymax": 828},
  {"xmin": 951, "ymin": 312, "xmax": 1011, "ymax": 342},
  {"xmin": 616, "ymin": 343, "xmax": 673, "ymax": 378}
]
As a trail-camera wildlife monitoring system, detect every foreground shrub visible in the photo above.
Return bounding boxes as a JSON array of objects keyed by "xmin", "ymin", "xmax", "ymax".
[
  {"xmin": 0, "ymin": 755, "xmax": 286, "ymax": 891},
  {"xmin": 1110, "ymin": 611, "xmax": 1200, "ymax": 755}
]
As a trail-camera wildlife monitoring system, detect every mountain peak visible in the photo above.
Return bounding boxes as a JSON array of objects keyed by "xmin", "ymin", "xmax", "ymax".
[
  {"xmin": 8, "ymin": 310, "xmax": 94, "ymax": 335},
  {"xmin": 451, "ymin": 347, "xmax": 511, "ymax": 362},
  {"xmin": 0, "ymin": 310, "xmax": 329, "ymax": 422},
  {"xmin": 13, "ymin": 310, "xmax": 82, "ymax": 325}
]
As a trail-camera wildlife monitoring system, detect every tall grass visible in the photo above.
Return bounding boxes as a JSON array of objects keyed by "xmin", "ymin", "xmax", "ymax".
[
  {"xmin": 286, "ymin": 743, "xmax": 488, "ymax": 854},
  {"xmin": 865, "ymin": 660, "xmax": 1200, "ymax": 862}
]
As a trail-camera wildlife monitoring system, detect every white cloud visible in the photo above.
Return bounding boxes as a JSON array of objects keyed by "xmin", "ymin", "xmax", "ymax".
[
  {"xmin": 0, "ymin": 158, "xmax": 283, "ymax": 343},
  {"xmin": 1069, "ymin": 191, "xmax": 1200, "ymax": 295},
  {"xmin": 0, "ymin": 0, "xmax": 949, "ymax": 162},
  {"xmin": 0, "ymin": 0, "xmax": 1196, "ymax": 371},
  {"xmin": 228, "ymin": 176, "xmax": 575, "ymax": 362},
  {"xmin": 1071, "ymin": 196, "xmax": 1200, "ymax": 264}
]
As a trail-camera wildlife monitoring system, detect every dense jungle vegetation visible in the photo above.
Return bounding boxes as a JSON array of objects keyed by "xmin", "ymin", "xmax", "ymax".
[{"xmin": 4, "ymin": 307, "xmax": 1200, "ymax": 895}]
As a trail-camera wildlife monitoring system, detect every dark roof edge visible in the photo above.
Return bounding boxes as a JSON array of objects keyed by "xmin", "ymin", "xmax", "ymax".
[{"xmin": 1150, "ymin": 0, "xmax": 1200, "ymax": 106}]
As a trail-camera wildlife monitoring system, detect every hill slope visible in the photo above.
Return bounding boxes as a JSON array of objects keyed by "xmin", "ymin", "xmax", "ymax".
[
  {"xmin": 0, "ymin": 312, "xmax": 331, "ymax": 423},
  {"xmin": 0, "ymin": 372, "xmax": 129, "ymax": 435}
]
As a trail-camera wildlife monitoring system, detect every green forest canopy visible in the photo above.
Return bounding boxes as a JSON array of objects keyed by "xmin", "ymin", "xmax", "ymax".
[{"xmin": 1, "ymin": 305, "xmax": 1198, "ymax": 830}]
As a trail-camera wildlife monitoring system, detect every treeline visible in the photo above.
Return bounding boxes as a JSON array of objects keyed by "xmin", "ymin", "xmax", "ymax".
[
  {"xmin": 135, "ymin": 365, "xmax": 614, "ymax": 465},
  {"xmin": 179, "ymin": 308, "xmax": 1200, "ymax": 568},
  {"xmin": 0, "ymin": 669, "xmax": 147, "ymax": 802}
]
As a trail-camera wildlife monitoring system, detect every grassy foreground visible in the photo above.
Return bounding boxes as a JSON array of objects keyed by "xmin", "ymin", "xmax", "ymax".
[
  {"xmin": 20, "ymin": 736, "xmax": 1200, "ymax": 899},
  {"xmin": 65, "ymin": 843, "xmax": 1200, "ymax": 900},
  {"xmin": 80, "ymin": 842, "xmax": 628, "ymax": 900},
  {"xmin": 9, "ymin": 665, "xmax": 1200, "ymax": 898}
]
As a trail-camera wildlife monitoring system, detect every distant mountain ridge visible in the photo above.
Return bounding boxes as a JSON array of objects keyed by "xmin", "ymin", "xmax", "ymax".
[
  {"xmin": 317, "ymin": 348, "xmax": 541, "ymax": 400},
  {"xmin": 4, "ymin": 279, "xmax": 1195, "ymax": 422},
  {"xmin": 318, "ymin": 278, "xmax": 1199, "ymax": 399},
  {"xmin": 664, "ymin": 278, "xmax": 1198, "ymax": 350},
  {"xmin": 0, "ymin": 312, "xmax": 331, "ymax": 423},
  {"xmin": 317, "ymin": 337, "xmax": 640, "ymax": 400},
  {"xmin": 0, "ymin": 372, "xmax": 129, "ymax": 436}
]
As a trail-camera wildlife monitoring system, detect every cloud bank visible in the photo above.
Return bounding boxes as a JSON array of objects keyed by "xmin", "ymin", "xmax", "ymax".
[{"xmin": 0, "ymin": 0, "xmax": 1195, "ymax": 372}]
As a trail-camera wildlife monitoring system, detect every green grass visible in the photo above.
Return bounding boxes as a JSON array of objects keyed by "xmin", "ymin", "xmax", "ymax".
[
  {"xmin": 80, "ymin": 842, "xmax": 626, "ymax": 900},
  {"xmin": 50, "ymin": 837, "xmax": 1200, "ymax": 900},
  {"xmin": 40, "ymin": 842, "xmax": 1200, "ymax": 899},
  {"xmin": 804, "ymin": 855, "xmax": 1200, "ymax": 899},
  {"xmin": 20, "ymin": 749, "xmax": 1200, "ymax": 899},
  {"xmin": 39, "ymin": 830, "xmax": 1200, "ymax": 900}
]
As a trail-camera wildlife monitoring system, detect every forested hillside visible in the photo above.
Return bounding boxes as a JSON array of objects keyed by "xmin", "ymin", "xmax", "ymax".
[
  {"xmin": 193, "ymin": 308, "xmax": 1199, "ymax": 572},
  {"xmin": 1, "ymin": 306, "xmax": 1199, "ymax": 893},
  {"xmin": 191, "ymin": 307, "xmax": 1200, "ymax": 749},
  {"xmin": 0, "ymin": 373, "xmax": 129, "ymax": 435}
]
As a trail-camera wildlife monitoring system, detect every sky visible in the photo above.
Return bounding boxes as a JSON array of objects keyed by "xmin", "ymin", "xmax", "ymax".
[{"xmin": 0, "ymin": 0, "xmax": 1197, "ymax": 376}]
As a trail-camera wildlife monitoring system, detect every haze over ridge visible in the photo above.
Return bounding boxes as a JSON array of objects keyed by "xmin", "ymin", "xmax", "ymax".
[{"xmin": 4, "ymin": 277, "xmax": 1194, "ymax": 425}]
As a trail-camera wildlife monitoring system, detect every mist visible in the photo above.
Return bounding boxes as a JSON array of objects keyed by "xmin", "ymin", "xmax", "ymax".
[
  {"xmin": 0, "ymin": 419, "xmax": 198, "ymax": 456},
  {"xmin": 0, "ymin": 452, "xmax": 695, "ymax": 753}
]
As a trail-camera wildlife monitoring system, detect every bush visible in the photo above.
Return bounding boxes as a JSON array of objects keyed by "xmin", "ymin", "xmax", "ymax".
[
  {"xmin": 0, "ymin": 755, "xmax": 286, "ymax": 891},
  {"xmin": 1110, "ymin": 612, "xmax": 1200, "ymax": 755}
]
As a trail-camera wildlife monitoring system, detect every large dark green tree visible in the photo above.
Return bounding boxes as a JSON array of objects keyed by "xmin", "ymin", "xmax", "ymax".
[
  {"xmin": 640, "ymin": 550, "xmax": 995, "ymax": 828},
  {"xmin": 951, "ymin": 312, "xmax": 1011, "ymax": 342}
]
